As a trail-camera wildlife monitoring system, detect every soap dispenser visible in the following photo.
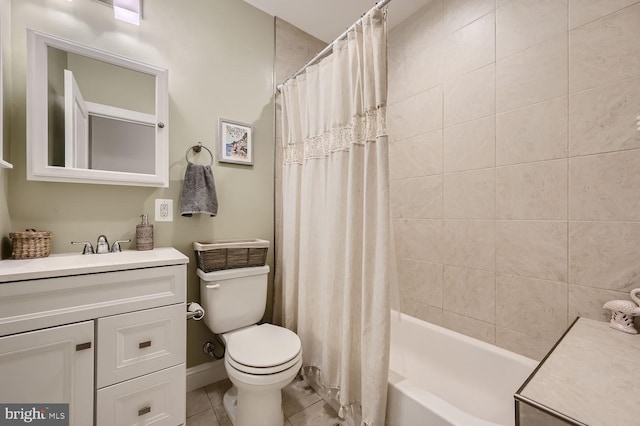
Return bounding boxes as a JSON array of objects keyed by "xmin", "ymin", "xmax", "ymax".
[{"xmin": 136, "ymin": 214, "xmax": 153, "ymax": 251}]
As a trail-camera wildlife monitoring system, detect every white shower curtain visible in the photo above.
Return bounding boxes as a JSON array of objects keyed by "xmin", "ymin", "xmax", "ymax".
[{"xmin": 278, "ymin": 9, "xmax": 391, "ymax": 426}]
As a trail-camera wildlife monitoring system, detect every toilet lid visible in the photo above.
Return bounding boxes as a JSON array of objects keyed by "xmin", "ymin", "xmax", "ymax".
[{"xmin": 226, "ymin": 324, "xmax": 301, "ymax": 368}]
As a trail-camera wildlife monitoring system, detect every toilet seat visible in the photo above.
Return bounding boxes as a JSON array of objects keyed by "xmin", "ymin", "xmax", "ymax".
[{"xmin": 225, "ymin": 324, "xmax": 302, "ymax": 375}]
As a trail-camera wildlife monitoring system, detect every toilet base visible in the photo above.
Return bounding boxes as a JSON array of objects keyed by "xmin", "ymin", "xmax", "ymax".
[
  {"xmin": 223, "ymin": 385, "xmax": 238, "ymax": 424},
  {"xmin": 223, "ymin": 385, "xmax": 284, "ymax": 426}
]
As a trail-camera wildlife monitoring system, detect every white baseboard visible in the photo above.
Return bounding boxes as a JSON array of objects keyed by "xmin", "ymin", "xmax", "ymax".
[{"xmin": 186, "ymin": 359, "xmax": 228, "ymax": 392}]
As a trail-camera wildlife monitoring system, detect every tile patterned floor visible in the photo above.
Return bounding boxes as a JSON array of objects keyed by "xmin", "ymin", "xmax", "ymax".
[{"xmin": 185, "ymin": 375, "xmax": 345, "ymax": 426}]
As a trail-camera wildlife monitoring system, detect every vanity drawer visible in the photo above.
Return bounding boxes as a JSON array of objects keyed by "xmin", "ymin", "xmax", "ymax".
[
  {"xmin": 96, "ymin": 363, "xmax": 185, "ymax": 426},
  {"xmin": 97, "ymin": 304, "xmax": 185, "ymax": 388}
]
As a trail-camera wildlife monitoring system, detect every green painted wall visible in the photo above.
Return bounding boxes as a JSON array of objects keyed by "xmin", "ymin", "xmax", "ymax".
[{"xmin": 5, "ymin": 0, "xmax": 275, "ymax": 368}]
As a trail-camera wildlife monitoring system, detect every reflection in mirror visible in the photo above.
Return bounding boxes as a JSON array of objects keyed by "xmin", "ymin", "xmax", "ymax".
[
  {"xmin": 47, "ymin": 47, "xmax": 156, "ymax": 173},
  {"xmin": 28, "ymin": 29, "xmax": 168, "ymax": 187}
]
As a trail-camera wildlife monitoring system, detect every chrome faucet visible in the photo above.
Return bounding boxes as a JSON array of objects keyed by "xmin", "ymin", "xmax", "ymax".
[
  {"xmin": 71, "ymin": 240, "xmax": 95, "ymax": 254},
  {"xmin": 111, "ymin": 239, "xmax": 132, "ymax": 253},
  {"xmin": 96, "ymin": 235, "xmax": 110, "ymax": 254},
  {"xmin": 71, "ymin": 236, "xmax": 131, "ymax": 254}
]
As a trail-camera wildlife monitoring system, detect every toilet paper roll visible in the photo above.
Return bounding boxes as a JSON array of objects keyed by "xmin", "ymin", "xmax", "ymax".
[{"xmin": 187, "ymin": 302, "xmax": 205, "ymax": 321}]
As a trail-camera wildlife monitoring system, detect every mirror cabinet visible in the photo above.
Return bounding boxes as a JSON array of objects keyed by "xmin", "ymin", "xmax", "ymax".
[{"xmin": 27, "ymin": 29, "xmax": 169, "ymax": 187}]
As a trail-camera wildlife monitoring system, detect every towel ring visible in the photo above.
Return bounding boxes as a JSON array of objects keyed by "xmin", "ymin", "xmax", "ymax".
[{"xmin": 185, "ymin": 142, "xmax": 214, "ymax": 166}]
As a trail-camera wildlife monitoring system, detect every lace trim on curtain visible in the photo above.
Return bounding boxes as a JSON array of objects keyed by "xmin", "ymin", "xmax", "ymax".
[
  {"xmin": 301, "ymin": 365, "xmax": 376, "ymax": 426},
  {"xmin": 284, "ymin": 107, "xmax": 387, "ymax": 165}
]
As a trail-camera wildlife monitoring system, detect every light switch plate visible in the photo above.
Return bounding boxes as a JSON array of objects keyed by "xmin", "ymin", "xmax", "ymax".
[{"xmin": 155, "ymin": 199, "xmax": 173, "ymax": 222}]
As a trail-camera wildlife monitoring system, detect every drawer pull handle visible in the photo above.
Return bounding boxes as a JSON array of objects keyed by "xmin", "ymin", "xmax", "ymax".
[
  {"xmin": 75, "ymin": 342, "xmax": 92, "ymax": 351},
  {"xmin": 139, "ymin": 340, "xmax": 152, "ymax": 349},
  {"xmin": 138, "ymin": 406, "xmax": 151, "ymax": 416}
]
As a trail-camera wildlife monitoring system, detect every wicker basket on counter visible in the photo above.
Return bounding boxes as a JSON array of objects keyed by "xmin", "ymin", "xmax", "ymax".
[
  {"xmin": 10, "ymin": 229, "xmax": 52, "ymax": 259},
  {"xmin": 194, "ymin": 239, "xmax": 269, "ymax": 272}
]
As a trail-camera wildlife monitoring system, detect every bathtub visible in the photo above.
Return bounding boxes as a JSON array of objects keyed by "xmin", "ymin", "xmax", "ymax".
[{"xmin": 386, "ymin": 311, "xmax": 538, "ymax": 426}]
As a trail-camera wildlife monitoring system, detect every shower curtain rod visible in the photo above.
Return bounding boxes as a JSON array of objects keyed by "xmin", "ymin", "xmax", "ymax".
[{"xmin": 276, "ymin": 0, "xmax": 391, "ymax": 92}]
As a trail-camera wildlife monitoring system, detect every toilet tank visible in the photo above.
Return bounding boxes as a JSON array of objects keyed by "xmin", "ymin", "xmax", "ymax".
[{"xmin": 197, "ymin": 265, "xmax": 269, "ymax": 334}]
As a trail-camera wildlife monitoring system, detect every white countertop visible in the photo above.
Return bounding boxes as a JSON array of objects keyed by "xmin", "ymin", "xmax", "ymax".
[
  {"xmin": 517, "ymin": 317, "xmax": 640, "ymax": 425},
  {"xmin": 0, "ymin": 247, "xmax": 189, "ymax": 283}
]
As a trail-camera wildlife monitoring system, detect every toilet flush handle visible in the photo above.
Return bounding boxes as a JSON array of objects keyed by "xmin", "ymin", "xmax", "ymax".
[{"xmin": 206, "ymin": 283, "xmax": 221, "ymax": 289}]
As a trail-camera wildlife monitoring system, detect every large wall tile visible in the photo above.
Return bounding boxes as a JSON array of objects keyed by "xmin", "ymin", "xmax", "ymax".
[
  {"xmin": 444, "ymin": 116, "xmax": 495, "ymax": 173},
  {"xmin": 569, "ymin": 3, "xmax": 640, "ymax": 92},
  {"xmin": 443, "ymin": 219, "xmax": 495, "ymax": 271},
  {"xmin": 402, "ymin": 298, "xmax": 444, "ymax": 325},
  {"xmin": 496, "ymin": 34, "xmax": 567, "ymax": 113},
  {"xmin": 403, "ymin": 175, "xmax": 443, "ymax": 219},
  {"xmin": 405, "ymin": 42, "xmax": 443, "ymax": 97},
  {"xmin": 389, "ymin": 180, "xmax": 403, "ymax": 218},
  {"xmin": 390, "ymin": 130, "xmax": 443, "ymax": 180},
  {"xmin": 496, "ymin": 160, "xmax": 568, "ymax": 220},
  {"xmin": 496, "ymin": 274, "xmax": 568, "ymax": 341},
  {"xmin": 392, "ymin": 219, "xmax": 404, "ymax": 266},
  {"xmin": 569, "ymin": 150, "xmax": 640, "ymax": 221},
  {"xmin": 496, "ymin": 97, "xmax": 568, "ymax": 166},
  {"xmin": 403, "ymin": 259, "xmax": 444, "ymax": 308},
  {"xmin": 443, "ymin": 0, "xmax": 495, "ymax": 34},
  {"xmin": 444, "ymin": 64, "xmax": 495, "ymax": 127},
  {"xmin": 569, "ymin": 221, "xmax": 640, "ymax": 291},
  {"xmin": 568, "ymin": 284, "xmax": 632, "ymax": 323},
  {"xmin": 442, "ymin": 311, "xmax": 496, "ymax": 344},
  {"xmin": 407, "ymin": 130, "xmax": 443, "ymax": 177},
  {"xmin": 496, "ymin": 0, "xmax": 568, "ymax": 59},
  {"xmin": 496, "ymin": 327, "xmax": 555, "ymax": 361},
  {"xmin": 403, "ymin": 219, "xmax": 443, "ymax": 263},
  {"xmin": 568, "ymin": 77, "xmax": 640, "ymax": 156},
  {"xmin": 387, "ymin": 86, "xmax": 443, "ymax": 141},
  {"xmin": 275, "ymin": 18, "xmax": 325, "ymax": 69},
  {"xmin": 388, "ymin": 141, "xmax": 404, "ymax": 180},
  {"xmin": 443, "ymin": 265, "xmax": 496, "ymax": 322},
  {"xmin": 496, "ymin": 221, "xmax": 567, "ymax": 282},
  {"xmin": 444, "ymin": 169, "xmax": 496, "ymax": 219},
  {"xmin": 443, "ymin": 12, "xmax": 495, "ymax": 80},
  {"xmin": 391, "ymin": 0, "xmax": 444, "ymax": 58},
  {"xmin": 569, "ymin": 0, "xmax": 640, "ymax": 29},
  {"xmin": 387, "ymin": 54, "xmax": 407, "ymax": 106}
]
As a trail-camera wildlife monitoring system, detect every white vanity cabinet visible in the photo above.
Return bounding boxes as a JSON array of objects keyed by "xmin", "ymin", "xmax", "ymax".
[{"xmin": 0, "ymin": 248, "xmax": 189, "ymax": 426}]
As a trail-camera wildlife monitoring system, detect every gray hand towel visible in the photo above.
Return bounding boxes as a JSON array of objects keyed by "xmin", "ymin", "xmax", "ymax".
[{"xmin": 180, "ymin": 162, "xmax": 218, "ymax": 217}]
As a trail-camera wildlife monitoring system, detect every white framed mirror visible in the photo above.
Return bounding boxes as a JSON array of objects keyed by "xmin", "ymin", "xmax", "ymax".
[
  {"xmin": 0, "ymin": 16, "xmax": 13, "ymax": 170},
  {"xmin": 26, "ymin": 29, "xmax": 168, "ymax": 187}
]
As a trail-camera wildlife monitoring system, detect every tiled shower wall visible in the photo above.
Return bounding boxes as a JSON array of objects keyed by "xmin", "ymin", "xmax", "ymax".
[{"xmin": 388, "ymin": 0, "xmax": 640, "ymax": 360}]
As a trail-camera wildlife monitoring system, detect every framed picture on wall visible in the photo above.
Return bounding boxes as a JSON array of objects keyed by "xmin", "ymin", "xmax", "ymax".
[{"xmin": 218, "ymin": 118, "xmax": 253, "ymax": 165}]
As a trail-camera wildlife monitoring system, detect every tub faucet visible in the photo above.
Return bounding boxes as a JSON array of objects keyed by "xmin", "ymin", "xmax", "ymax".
[{"xmin": 96, "ymin": 235, "xmax": 110, "ymax": 254}]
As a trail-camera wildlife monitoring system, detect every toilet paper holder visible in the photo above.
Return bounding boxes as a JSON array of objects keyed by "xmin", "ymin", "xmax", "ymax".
[{"xmin": 187, "ymin": 302, "xmax": 205, "ymax": 321}]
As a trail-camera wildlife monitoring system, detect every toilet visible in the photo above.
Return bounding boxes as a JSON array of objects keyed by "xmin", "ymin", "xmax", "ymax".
[{"xmin": 198, "ymin": 265, "xmax": 302, "ymax": 426}]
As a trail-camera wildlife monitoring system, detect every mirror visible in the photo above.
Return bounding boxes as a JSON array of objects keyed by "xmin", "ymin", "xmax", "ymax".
[
  {"xmin": 0, "ymin": 17, "xmax": 12, "ymax": 170},
  {"xmin": 27, "ymin": 29, "xmax": 168, "ymax": 187}
]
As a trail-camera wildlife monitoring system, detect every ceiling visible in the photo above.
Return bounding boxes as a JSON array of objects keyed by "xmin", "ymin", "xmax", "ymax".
[{"xmin": 243, "ymin": 0, "xmax": 429, "ymax": 43}]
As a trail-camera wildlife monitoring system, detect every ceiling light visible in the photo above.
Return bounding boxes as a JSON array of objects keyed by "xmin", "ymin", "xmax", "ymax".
[{"xmin": 112, "ymin": 0, "xmax": 141, "ymax": 25}]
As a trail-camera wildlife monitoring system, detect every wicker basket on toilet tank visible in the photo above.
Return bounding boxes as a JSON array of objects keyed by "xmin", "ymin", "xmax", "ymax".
[{"xmin": 194, "ymin": 239, "xmax": 269, "ymax": 272}]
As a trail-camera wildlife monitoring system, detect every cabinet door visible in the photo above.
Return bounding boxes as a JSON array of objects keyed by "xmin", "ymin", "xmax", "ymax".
[{"xmin": 0, "ymin": 321, "xmax": 94, "ymax": 426}]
